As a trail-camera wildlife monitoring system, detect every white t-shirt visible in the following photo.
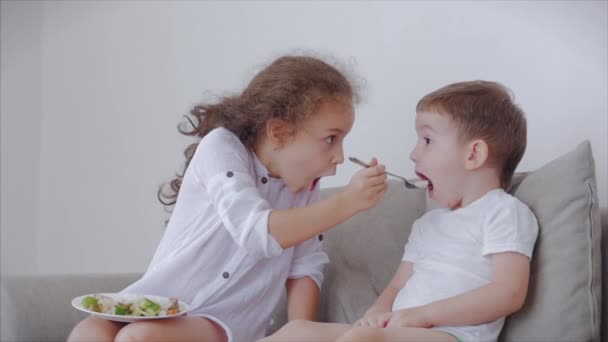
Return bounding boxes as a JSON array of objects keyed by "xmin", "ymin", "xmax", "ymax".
[
  {"xmin": 392, "ymin": 189, "xmax": 538, "ymax": 342},
  {"xmin": 122, "ymin": 127, "xmax": 329, "ymax": 342}
]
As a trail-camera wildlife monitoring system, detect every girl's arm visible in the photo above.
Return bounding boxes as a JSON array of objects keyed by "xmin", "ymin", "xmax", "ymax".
[
  {"xmin": 389, "ymin": 252, "xmax": 530, "ymax": 328},
  {"xmin": 285, "ymin": 277, "xmax": 320, "ymax": 321},
  {"xmin": 269, "ymin": 164, "xmax": 387, "ymax": 249}
]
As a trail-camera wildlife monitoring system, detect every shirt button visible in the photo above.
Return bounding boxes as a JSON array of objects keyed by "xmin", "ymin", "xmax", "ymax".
[
  {"xmin": 226, "ymin": 171, "xmax": 234, "ymax": 178},
  {"xmin": 261, "ymin": 177, "xmax": 268, "ymax": 184},
  {"xmin": 318, "ymin": 234, "xmax": 323, "ymax": 241},
  {"xmin": 222, "ymin": 272, "xmax": 230, "ymax": 279}
]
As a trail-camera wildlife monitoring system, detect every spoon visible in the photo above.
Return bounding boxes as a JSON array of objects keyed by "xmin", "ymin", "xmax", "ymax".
[{"xmin": 348, "ymin": 156, "xmax": 429, "ymax": 190}]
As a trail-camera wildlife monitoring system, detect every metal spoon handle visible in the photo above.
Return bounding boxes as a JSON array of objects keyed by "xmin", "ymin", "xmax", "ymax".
[{"xmin": 348, "ymin": 156, "xmax": 422, "ymax": 190}]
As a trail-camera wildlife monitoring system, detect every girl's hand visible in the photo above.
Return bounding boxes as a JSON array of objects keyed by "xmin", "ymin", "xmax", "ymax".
[
  {"xmin": 342, "ymin": 158, "xmax": 388, "ymax": 213},
  {"xmin": 385, "ymin": 307, "xmax": 432, "ymax": 328},
  {"xmin": 354, "ymin": 311, "xmax": 392, "ymax": 328}
]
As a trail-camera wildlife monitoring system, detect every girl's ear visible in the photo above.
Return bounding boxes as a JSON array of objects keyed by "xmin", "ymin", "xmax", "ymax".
[
  {"xmin": 265, "ymin": 119, "xmax": 291, "ymax": 149},
  {"xmin": 464, "ymin": 139, "xmax": 489, "ymax": 170}
]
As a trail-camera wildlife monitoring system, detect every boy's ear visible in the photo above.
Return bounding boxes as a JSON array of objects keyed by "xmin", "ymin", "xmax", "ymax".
[
  {"xmin": 265, "ymin": 119, "xmax": 292, "ymax": 149},
  {"xmin": 464, "ymin": 139, "xmax": 488, "ymax": 170}
]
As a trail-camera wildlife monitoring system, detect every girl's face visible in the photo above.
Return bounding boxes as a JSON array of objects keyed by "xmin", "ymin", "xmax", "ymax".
[
  {"xmin": 276, "ymin": 100, "xmax": 354, "ymax": 193},
  {"xmin": 410, "ymin": 111, "xmax": 469, "ymax": 209}
]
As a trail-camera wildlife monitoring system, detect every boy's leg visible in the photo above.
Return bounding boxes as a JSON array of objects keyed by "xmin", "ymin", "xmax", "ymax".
[
  {"xmin": 115, "ymin": 316, "xmax": 227, "ymax": 342},
  {"xmin": 260, "ymin": 320, "xmax": 351, "ymax": 342},
  {"xmin": 67, "ymin": 316, "xmax": 126, "ymax": 342},
  {"xmin": 337, "ymin": 326, "xmax": 458, "ymax": 342}
]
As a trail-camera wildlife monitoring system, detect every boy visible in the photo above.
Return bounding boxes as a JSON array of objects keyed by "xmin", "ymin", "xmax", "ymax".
[{"xmin": 262, "ymin": 81, "xmax": 539, "ymax": 342}]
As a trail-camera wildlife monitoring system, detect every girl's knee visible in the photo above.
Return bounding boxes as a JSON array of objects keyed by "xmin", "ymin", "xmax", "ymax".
[
  {"xmin": 115, "ymin": 317, "xmax": 227, "ymax": 342},
  {"xmin": 68, "ymin": 316, "xmax": 123, "ymax": 342},
  {"xmin": 281, "ymin": 319, "xmax": 318, "ymax": 334},
  {"xmin": 285, "ymin": 319, "xmax": 313, "ymax": 329},
  {"xmin": 114, "ymin": 322, "xmax": 154, "ymax": 342},
  {"xmin": 263, "ymin": 319, "xmax": 317, "ymax": 341},
  {"xmin": 337, "ymin": 326, "xmax": 379, "ymax": 342}
]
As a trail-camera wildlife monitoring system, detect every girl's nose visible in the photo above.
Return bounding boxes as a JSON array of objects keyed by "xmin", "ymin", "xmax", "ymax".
[
  {"xmin": 409, "ymin": 149, "xmax": 417, "ymax": 162},
  {"xmin": 334, "ymin": 145, "xmax": 345, "ymax": 164}
]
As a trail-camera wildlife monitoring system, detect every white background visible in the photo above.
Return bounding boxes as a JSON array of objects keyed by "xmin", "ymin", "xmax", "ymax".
[{"xmin": 2, "ymin": 1, "xmax": 606, "ymax": 275}]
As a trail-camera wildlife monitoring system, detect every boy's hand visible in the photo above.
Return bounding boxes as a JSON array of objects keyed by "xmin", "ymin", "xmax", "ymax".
[
  {"xmin": 385, "ymin": 307, "xmax": 432, "ymax": 328},
  {"xmin": 342, "ymin": 158, "xmax": 388, "ymax": 213},
  {"xmin": 353, "ymin": 311, "xmax": 392, "ymax": 328}
]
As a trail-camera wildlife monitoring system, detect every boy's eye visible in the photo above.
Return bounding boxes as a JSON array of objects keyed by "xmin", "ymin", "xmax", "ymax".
[
  {"xmin": 325, "ymin": 136, "xmax": 337, "ymax": 144},
  {"xmin": 424, "ymin": 137, "xmax": 431, "ymax": 144}
]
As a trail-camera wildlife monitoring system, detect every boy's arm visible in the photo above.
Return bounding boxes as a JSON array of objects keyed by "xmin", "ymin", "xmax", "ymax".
[
  {"xmin": 366, "ymin": 261, "xmax": 413, "ymax": 314},
  {"xmin": 393, "ymin": 252, "xmax": 530, "ymax": 327},
  {"xmin": 285, "ymin": 276, "xmax": 320, "ymax": 321}
]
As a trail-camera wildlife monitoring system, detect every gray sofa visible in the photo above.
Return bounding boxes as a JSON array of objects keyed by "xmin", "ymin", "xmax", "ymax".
[{"xmin": 1, "ymin": 141, "xmax": 606, "ymax": 341}]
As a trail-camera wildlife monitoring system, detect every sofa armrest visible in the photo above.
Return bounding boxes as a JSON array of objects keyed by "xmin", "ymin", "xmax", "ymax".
[{"xmin": 0, "ymin": 273, "xmax": 139, "ymax": 342}]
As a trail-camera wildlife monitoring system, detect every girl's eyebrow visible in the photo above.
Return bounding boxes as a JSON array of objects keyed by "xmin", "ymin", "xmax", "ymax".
[{"xmin": 326, "ymin": 128, "xmax": 344, "ymax": 134}]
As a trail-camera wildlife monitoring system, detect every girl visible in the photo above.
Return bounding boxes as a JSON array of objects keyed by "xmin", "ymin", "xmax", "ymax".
[{"xmin": 68, "ymin": 55, "xmax": 388, "ymax": 342}]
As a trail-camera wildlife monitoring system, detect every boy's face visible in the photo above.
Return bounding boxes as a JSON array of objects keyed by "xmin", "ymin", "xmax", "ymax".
[
  {"xmin": 410, "ymin": 111, "xmax": 468, "ymax": 209},
  {"xmin": 276, "ymin": 100, "xmax": 354, "ymax": 193}
]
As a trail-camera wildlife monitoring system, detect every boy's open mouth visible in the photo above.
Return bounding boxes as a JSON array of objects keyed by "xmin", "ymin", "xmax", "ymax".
[
  {"xmin": 311, "ymin": 177, "xmax": 321, "ymax": 191},
  {"xmin": 416, "ymin": 172, "xmax": 434, "ymax": 192}
]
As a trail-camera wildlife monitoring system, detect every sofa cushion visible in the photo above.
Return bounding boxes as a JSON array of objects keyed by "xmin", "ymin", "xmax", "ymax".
[
  {"xmin": 317, "ymin": 180, "xmax": 427, "ymax": 323},
  {"xmin": 500, "ymin": 141, "xmax": 602, "ymax": 342}
]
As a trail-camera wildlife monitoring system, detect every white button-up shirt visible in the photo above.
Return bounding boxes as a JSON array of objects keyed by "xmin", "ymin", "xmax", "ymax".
[{"xmin": 123, "ymin": 127, "xmax": 329, "ymax": 341}]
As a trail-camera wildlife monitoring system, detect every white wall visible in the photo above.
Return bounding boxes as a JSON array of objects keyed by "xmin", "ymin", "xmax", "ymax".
[
  {"xmin": 1, "ymin": 1, "xmax": 606, "ymax": 275},
  {"xmin": 1, "ymin": 1, "xmax": 43, "ymax": 274}
]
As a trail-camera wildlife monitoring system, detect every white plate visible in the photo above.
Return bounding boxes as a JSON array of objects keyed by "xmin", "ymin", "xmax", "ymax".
[{"xmin": 71, "ymin": 293, "xmax": 190, "ymax": 323}]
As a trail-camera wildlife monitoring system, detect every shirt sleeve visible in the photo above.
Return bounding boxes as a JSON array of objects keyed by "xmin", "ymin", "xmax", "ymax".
[
  {"xmin": 190, "ymin": 128, "xmax": 283, "ymax": 259},
  {"xmin": 402, "ymin": 219, "xmax": 423, "ymax": 263},
  {"xmin": 482, "ymin": 198, "xmax": 539, "ymax": 259},
  {"xmin": 288, "ymin": 186, "xmax": 330, "ymax": 289}
]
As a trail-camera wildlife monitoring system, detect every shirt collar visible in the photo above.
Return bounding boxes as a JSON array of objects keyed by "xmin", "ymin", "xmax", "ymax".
[{"xmin": 251, "ymin": 151, "xmax": 282, "ymax": 183}]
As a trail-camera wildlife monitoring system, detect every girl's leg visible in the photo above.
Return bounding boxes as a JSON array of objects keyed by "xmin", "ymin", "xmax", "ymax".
[
  {"xmin": 260, "ymin": 320, "xmax": 351, "ymax": 342},
  {"xmin": 115, "ymin": 316, "xmax": 227, "ymax": 342},
  {"xmin": 67, "ymin": 316, "xmax": 126, "ymax": 342},
  {"xmin": 337, "ymin": 326, "xmax": 458, "ymax": 342}
]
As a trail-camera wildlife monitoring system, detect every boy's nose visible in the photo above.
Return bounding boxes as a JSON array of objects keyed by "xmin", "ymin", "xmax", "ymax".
[{"xmin": 409, "ymin": 149, "xmax": 417, "ymax": 162}]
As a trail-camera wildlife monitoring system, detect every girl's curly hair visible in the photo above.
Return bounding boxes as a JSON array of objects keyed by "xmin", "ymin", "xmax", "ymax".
[{"xmin": 158, "ymin": 55, "xmax": 358, "ymax": 211}]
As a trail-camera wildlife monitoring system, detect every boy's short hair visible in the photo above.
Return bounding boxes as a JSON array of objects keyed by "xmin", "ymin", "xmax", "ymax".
[{"xmin": 416, "ymin": 80, "xmax": 526, "ymax": 189}]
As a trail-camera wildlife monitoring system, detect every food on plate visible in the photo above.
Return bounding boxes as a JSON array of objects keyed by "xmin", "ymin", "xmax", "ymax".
[{"xmin": 80, "ymin": 294, "xmax": 181, "ymax": 317}]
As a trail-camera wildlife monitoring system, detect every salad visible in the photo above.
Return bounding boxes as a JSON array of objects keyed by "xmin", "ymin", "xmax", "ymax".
[{"xmin": 80, "ymin": 294, "xmax": 181, "ymax": 317}]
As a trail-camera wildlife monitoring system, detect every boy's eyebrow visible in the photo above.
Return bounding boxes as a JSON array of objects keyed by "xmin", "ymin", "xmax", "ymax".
[{"xmin": 417, "ymin": 124, "xmax": 436, "ymax": 132}]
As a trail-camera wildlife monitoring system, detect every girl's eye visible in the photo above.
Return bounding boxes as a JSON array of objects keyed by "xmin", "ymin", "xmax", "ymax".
[
  {"xmin": 325, "ymin": 136, "xmax": 337, "ymax": 144},
  {"xmin": 424, "ymin": 137, "xmax": 431, "ymax": 144}
]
